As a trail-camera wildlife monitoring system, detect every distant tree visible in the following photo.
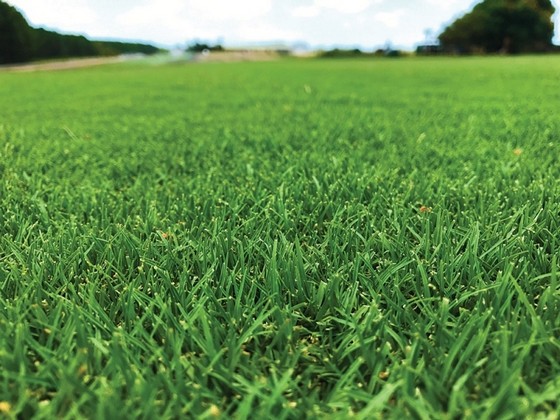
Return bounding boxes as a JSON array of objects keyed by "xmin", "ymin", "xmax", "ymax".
[
  {"xmin": 92, "ymin": 41, "xmax": 161, "ymax": 56},
  {"xmin": 439, "ymin": 0, "xmax": 556, "ymax": 54},
  {"xmin": 0, "ymin": 1, "xmax": 34, "ymax": 63},
  {"xmin": 186, "ymin": 42, "xmax": 224, "ymax": 53},
  {"xmin": 32, "ymin": 29, "xmax": 97, "ymax": 60},
  {"xmin": 319, "ymin": 48, "xmax": 364, "ymax": 58}
]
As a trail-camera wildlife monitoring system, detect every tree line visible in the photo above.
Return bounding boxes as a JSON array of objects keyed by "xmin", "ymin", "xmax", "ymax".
[
  {"xmin": 0, "ymin": 1, "xmax": 160, "ymax": 65},
  {"xmin": 438, "ymin": 0, "xmax": 556, "ymax": 54}
]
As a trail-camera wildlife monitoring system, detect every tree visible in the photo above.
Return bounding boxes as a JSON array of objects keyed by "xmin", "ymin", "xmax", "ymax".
[
  {"xmin": 0, "ymin": 1, "xmax": 34, "ymax": 63},
  {"xmin": 439, "ymin": 0, "xmax": 556, "ymax": 54},
  {"xmin": 186, "ymin": 42, "xmax": 224, "ymax": 53}
]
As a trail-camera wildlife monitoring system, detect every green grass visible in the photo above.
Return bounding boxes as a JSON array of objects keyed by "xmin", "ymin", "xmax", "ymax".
[{"xmin": 0, "ymin": 56, "xmax": 559, "ymax": 418}]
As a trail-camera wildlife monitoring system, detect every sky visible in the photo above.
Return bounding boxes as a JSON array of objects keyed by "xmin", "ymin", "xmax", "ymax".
[{"xmin": 5, "ymin": 0, "xmax": 560, "ymax": 50}]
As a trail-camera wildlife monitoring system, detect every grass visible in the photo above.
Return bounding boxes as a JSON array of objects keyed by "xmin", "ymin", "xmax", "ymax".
[{"xmin": 0, "ymin": 55, "xmax": 559, "ymax": 418}]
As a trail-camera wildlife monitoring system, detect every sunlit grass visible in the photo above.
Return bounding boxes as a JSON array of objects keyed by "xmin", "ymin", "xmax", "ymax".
[{"xmin": 0, "ymin": 56, "xmax": 559, "ymax": 418}]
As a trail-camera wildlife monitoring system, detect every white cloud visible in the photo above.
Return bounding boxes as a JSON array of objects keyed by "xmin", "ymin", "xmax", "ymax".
[
  {"xmin": 425, "ymin": 0, "xmax": 470, "ymax": 11},
  {"xmin": 315, "ymin": 0, "xmax": 365, "ymax": 14},
  {"xmin": 189, "ymin": 0, "xmax": 273, "ymax": 21},
  {"xmin": 314, "ymin": 0, "xmax": 381, "ymax": 14},
  {"xmin": 292, "ymin": 0, "xmax": 383, "ymax": 17},
  {"xmin": 292, "ymin": 5, "xmax": 321, "ymax": 18},
  {"xmin": 7, "ymin": 0, "xmax": 98, "ymax": 32},
  {"xmin": 115, "ymin": 0, "xmax": 278, "ymax": 44},
  {"xmin": 235, "ymin": 23, "xmax": 302, "ymax": 42},
  {"xmin": 113, "ymin": 0, "xmax": 195, "ymax": 43},
  {"xmin": 374, "ymin": 10, "xmax": 404, "ymax": 28},
  {"xmin": 117, "ymin": 0, "xmax": 185, "ymax": 27}
]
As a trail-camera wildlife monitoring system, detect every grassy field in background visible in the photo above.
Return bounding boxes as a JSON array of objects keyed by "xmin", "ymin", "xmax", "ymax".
[{"xmin": 0, "ymin": 56, "xmax": 559, "ymax": 418}]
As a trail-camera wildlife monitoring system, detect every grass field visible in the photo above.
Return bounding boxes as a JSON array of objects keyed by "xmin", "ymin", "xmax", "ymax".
[{"xmin": 0, "ymin": 56, "xmax": 559, "ymax": 418}]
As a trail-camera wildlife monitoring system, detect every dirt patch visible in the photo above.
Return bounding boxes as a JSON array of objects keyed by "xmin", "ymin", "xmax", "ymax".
[
  {"xmin": 193, "ymin": 51, "xmax": 281, "ymax": 63},
  {"xmin": 0, "ymin": 56, "xmax": 126, "ymax": 73}
]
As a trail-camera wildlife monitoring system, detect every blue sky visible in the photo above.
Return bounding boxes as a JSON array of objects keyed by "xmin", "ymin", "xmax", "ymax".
[{"xmin": 6, "ymin": 0, "xmax": 560, "ymax": 50}]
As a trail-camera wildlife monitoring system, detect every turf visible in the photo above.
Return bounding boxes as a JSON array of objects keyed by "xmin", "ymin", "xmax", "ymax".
[{"xmin": 0, "ymin": 56, "xmax": 559, "ymax": 418}]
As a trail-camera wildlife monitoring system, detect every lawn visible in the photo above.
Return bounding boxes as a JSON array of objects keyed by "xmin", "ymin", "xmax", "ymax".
[{"xmin": 0, "ymin": 56, "xmax": 559, "ymax": 418}]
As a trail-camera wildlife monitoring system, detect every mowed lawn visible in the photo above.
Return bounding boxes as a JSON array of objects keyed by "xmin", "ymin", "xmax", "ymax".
[{"xmin": 0, "ymin": 56, "xmax": 559, "ymax": 418}]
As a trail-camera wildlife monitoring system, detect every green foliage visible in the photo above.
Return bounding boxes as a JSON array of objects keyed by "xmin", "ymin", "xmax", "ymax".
[
  {"xmin": 32, "ymin": 29, "xmax": 97, "ymax": 60},
  {"xmin": 319, "ymin": 48, "xmax": 365, "ymax": 58},
  {"xmin": 92, "ymin": 41, "xmax": 161, "ymax": 56},
  {"xmin": 186, "ymin": 42, "xmax": 225, "ymax": 53},
  {"xmin": 0, "ymin": 1, "xmax": 34, "ymax": 64},
  {"xmin": 439, "ymin": 0, "xmax": 556, "ymax": 53},
  {"xmin": 0, "ymin": 56, "xmax": 559, "ymax": 417},
  {"xmin": 318, "ymin": 48, "xmax": 404, "ymax": 59}
]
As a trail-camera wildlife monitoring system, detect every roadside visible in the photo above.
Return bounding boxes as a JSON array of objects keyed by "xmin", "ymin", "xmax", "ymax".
[
  {"xmin": 0, "ymin": 55, "xmax": 132, "ymax": 73},
  {"xmin": 0, "ymin": 51, "xmax": 285, "ymax": 73}
]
